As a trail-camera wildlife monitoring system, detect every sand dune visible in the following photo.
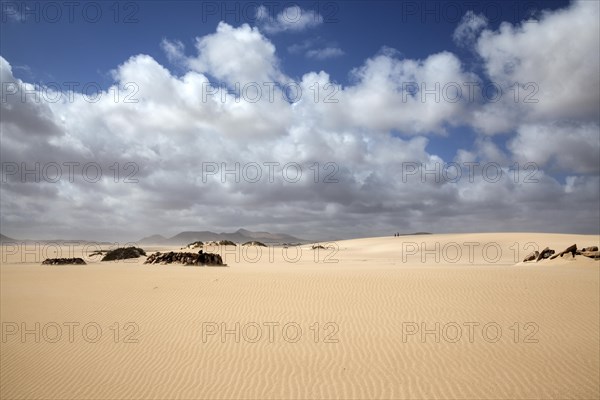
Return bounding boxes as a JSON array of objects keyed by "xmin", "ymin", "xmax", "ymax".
[{"xmin": 1, "ymin": 233, "xmax": 598, "ymax": 399}]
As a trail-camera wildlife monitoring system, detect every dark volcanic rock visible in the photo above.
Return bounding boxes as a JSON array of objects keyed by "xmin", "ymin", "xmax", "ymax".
[
  {"xmin": 550, "ymin": 244, "xmax": 577, "ymax": 260},
  {"xmin": 523, "ymin": 251, "xmax": 539, "ymax": 262},
  {"xmin": 101, "ymin": 247, "xmax": 147, "ymax": 261},
  {"xmin": 242, "ymin": 241, "xmax": 267, "ymax": 247},
  {"xmin": 580, "ymin": 251, "xmax": 600, "ymax": 260},
  {"xmin": 144, "ymin": 250, "xmax": 226, "ymax": 266},
  {"xmin": 536, "ymin": 247, "xmax": 555, "ymax": 261},
  {"xmin": 582, "ymin": 246, "xmax": 598, "ymax": 252},
  {"xmin": 183, "ymin": 241, "xmax": 203, "ymax": 249},
  {"xmin": 42, "ymin": 258, "xmax": 86, "ymax": 265}
]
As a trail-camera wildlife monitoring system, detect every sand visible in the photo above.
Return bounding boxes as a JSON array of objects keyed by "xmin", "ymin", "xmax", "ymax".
[{"xmin": 1, "ymin": 233, "xmax": 598, "ymax": 399}]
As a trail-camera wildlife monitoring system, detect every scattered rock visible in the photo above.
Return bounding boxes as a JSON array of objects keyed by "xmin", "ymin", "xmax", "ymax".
[
  {"xmin": 580, "ymin": 251, "xmax": 600, "ymax": 260},
  {"xmin": 42, "ymin": 258, "xmax": 86, "ymax": 265},
  {"xmin": 242, "ymin": 241, "xmax": 267, "ymax": 247},
  {"xmin": 183, "ymin": 241, "xmax": 203, "ymax": 250},
  {"xmin": 144, "ymin": 250, "xmax": 226, "ymax": 266},
  {"xmin": 523, "ymin": 251, "xmax": 540, "ymax": 262},
  {"xmin": 549, "ymin": 244, "xmax": 577, "ymax": 260},
  {"xmin": 560, "ymin": 252, "xmax": 575, "ymax": 260},
  {"xmin": 520, "ymin": 243, "xmax": 598, "ymax": 263},
  {"xmin": 204, "ymin": 240, "xmax": 236, "ymax": 247},
  {"xmin": 536, "ymin": 247, "xmax": 555, "ymax": 261},
  {"xmin": 101, "ymin": 247, "xmax": 146, "ymax": 261}
]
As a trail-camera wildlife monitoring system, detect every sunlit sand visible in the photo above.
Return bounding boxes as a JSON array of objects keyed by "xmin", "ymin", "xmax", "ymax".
[{"xmin": 1, "ymin": 233, "xmax": 598, "ymax": 399}]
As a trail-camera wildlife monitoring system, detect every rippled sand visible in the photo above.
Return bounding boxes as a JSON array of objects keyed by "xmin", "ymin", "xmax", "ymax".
[{"xmin": 1, "ymin": 233, "xmax": 598, "ymax": 399}]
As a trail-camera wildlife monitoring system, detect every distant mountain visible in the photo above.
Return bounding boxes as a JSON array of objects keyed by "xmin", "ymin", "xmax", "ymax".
[
  {"xmin": 0, "ymin": 234, "xmax": 113, "ymax": 245},
  {"xmin": 234, "ymin": 228, "xmax": 299, "ymax": 241},
  {"xmin": 138, "ymin": 234, "xmax": 168, "ymax": 244},
  {"xmin": 0, "ymin": 233, "xmax": 17, "ymax": 242},
  {"xmin": 139, "ymin": 229, "xmax": 306, "ymax": 246}
]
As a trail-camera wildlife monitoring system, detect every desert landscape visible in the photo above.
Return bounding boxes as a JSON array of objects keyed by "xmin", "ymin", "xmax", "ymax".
[{"xmin": 1, "ymin": 233, "xmax": 598, "ymax": 399}]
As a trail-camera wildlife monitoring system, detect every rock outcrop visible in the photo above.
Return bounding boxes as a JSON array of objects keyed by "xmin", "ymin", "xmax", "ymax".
[
  {"xmin": 101, "ymin": 247, "xmax": 146, "ymax": 261},
  {"xmin": 183, "ymin": 241, "xmax": 203, "ymax": 250},
  {"xmin": 580, "ymin": 251, "xmax": 600, "ymax": 260},
  {"xmin": 242, "ymin": 241, "xmax": 267, "ymax": 247},
  {"xmin": 42, "ymin": 258, "xmax": 86, "ymax": 265},
  {"xmin": 204, "ymin": 240, "xmax": 236, "ymax": 247},
  {"xmin": 523, "ymin": 251, "xmax": 539, "ymax": 262},
  {"xmin": 520, "ymin": 243, "xmax": 600, "ymax": 262},
  {"xmin": 536, "ymin": 247, "xmax": 555, "ymax": 261},
  {"xmin": 144, "ymin": 250, "xmax": 225, "ymax": 266},
  {"xmin": 549, "ymin": 244, "xmax": 577, "ymax": 260}
]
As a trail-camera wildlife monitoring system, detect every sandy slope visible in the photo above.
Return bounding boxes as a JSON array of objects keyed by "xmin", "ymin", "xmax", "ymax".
[{"xmin": 1, "ymin": 233, "xmax": 598, "ymax": 399}]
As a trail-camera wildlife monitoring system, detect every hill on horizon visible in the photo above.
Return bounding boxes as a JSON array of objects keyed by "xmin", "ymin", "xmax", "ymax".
[
  {"xmin": 138, "ymin": 229, "xmax": 306, "ymax": 245},
  {"xmin": 0, "ymin": 233, "xmax": 114, "ymax": 245},
  {"xmin": 0, "ymin": 233, "xmax": 17, "ymax": 242}
]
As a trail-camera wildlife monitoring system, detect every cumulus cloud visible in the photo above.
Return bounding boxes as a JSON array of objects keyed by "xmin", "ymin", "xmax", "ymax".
[
  {"xmin": 508, "ymin": 122, "xmax": 600, "ymax": 174},
  {"xmin": 337, "ymin": 51, "xmax": 479, "ymax": 134},
  {"xmin": 452, "ymin": 0, "xmax": 599, "ymax": 186},
  {"xmin": 1, "ymin": 0, "xmax": 599, "ymax": 240},
  {"xmin": 186, "ymin": 22, "xmax": 286, "ymax": 85},
  {"xmin": 472, "ymin": 0, "xmax": 599, "ymax": 131},
  {"xmin": 0, "ymin": 57, "xmax": 63, "ymax": 139},
  {"xmin": 256, "ymin": 5, "xmax": 323, "ymax": 34}
]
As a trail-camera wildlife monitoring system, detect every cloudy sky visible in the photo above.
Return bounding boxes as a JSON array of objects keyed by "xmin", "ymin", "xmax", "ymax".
[{"xmin": 1, "ymin": 0, "xmax": 599, "ymax": 241}]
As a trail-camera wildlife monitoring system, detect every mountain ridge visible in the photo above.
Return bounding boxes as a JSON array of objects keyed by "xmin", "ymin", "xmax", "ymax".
[
  {"xmin": 138, "ymin": 229, "xmax": 306, "ymax": 245},
  {"xmin": 0, "ymin": 233, "xmax": 17, "ymax": 242},
  {"xmin": 0, "ymin": 230, "xmax": 306, "ymax": 245}
]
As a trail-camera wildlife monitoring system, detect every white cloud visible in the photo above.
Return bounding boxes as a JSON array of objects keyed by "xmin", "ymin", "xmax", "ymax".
[
  {"xmin": 306, "ymin": 47, "xmax": 344, "ymax": 60},
  {"xmin": 160, "ymin": 38, "xmax": 185, "ymax": 64},
  {"xmin": 1, "ymin": 3, "xmax": 25, "ymax": 22},
  {"xmin": 508, "ymin": 122, "xmax": 600, "ymax": 174},
  {"xmin": 186, "ymin": 22, "xmax": 285, "ymax": 85},
  {"xmin": 287, "ymin": 39, "xmax": 314, "ymax": 54},
  {"xmin": 472, "ymin": 0, "xmax": 600, "ymax": 131},
  {"xmin": 454, "ymin": 0, "xmax": 600, "ymax": 186},
  {"xmin": 1, "ymin": 1, "xmax": 599, "ymax": 240},
  {"xmin": 453, "ymin": 11, "xmax": 488, "ymax": 46},
  {"xmin": 288, "ymin": 39, "xmax": 344, "ymax": 60},
  {"xmin": 256, "ymin": 5, "xmax": 323, "ymax": 34},
  {"xmin": 337, "ymin": 51, "xmax": 479, "ymax": 134}
]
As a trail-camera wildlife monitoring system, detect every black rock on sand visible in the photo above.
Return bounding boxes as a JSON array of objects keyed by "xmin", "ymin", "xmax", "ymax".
[
  {"xmin": 144, "ymin": 250, "xmax": 226, "ymax": 266},
  {"xmin": 101, "ymin": 247, "xmax": 147, "ymax": 261},
  {"xmin": 42, "ymin": 258, "xmax": 86, "ymax": 265},
  {"xmin": 242, "ymin": 241, "xmax": 267, "ymax": 247}
]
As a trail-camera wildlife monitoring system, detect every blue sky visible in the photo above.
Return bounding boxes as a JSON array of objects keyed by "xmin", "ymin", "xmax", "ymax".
[
  {"xmin": 1, "ymin": 0, "xmax": 598, "ymax": 240},
  {"xmin": 3, "ymin": 0, "xmax": 569, "ymax": 87}
]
